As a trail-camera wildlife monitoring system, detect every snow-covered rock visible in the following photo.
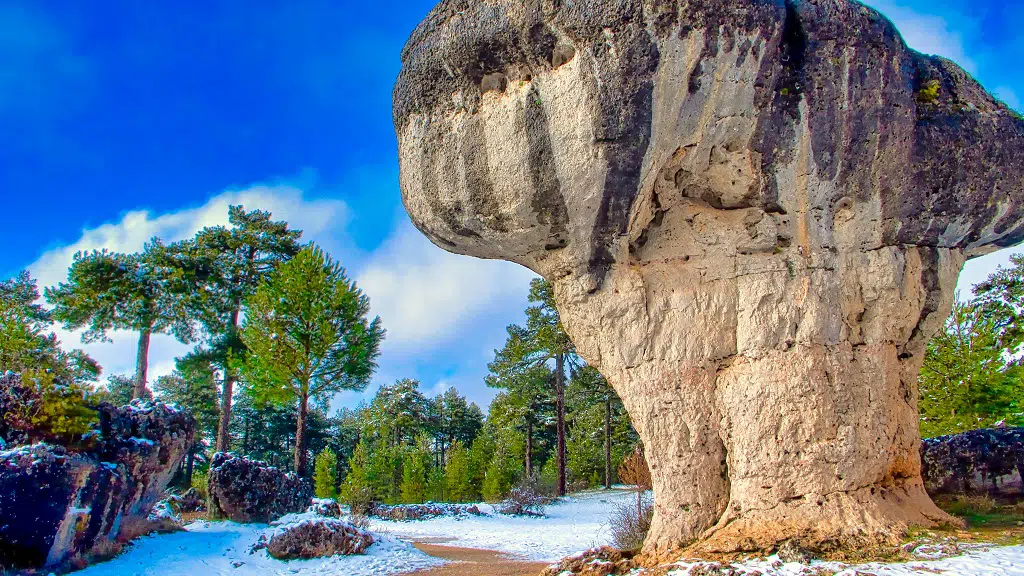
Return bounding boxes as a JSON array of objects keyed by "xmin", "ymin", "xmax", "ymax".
[
  {"xmin": 207, "ymin": 453, "xmax": 313, "ymax": 523},
  {"xmin": 260, "ymin": 515, "xmax": 375, "ymax": 559},
  {"xmin": 0, "ymin": 399, "xmax": 194, "ymax": 572}
]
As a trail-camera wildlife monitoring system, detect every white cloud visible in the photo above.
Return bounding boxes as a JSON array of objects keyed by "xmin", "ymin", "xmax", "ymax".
[
  {"xmin": 30, "ymin": 183, "xmax": 349, "ymax": 290},
  {"xmin": 25, "ymin": 182, "xmax": 534, "ymax": 406},
  {"xmin": 357, "ymin": 218, "xmax": 534, "ymax": 350},
  {"xmin": 28, "ymin": 182, "xmax": 350, "ymax": 383},
  {"xmin": 862, "ymin": 1, "xmax": 977, "ymax": 74}
]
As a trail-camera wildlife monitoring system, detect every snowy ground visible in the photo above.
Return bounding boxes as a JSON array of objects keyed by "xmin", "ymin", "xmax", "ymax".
[
  {"xmin": 663, "ymin": 544, "xmax": 1024, "ymax": 575},
  {"xmin": 369, "ymin": 488, "xmax": 636, "ymax": 562},
  {"xmin": 73, "ymin": 519, "xmax": 445, "ymax": 576},
  {"xmin": 71, "ymin": 488, "xmax": 1024, "ymax": 575}
]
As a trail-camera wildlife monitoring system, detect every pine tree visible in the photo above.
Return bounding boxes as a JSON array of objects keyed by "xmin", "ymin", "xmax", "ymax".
[
  {"xmin": 919, "ymin": 299, "xmax": 1024, "ymax": 437},
  {"xmin": 340, "ymin": 440, "xmax": 374, "ymax": 513},
  {"xmin": 154, "ymin": 352, "xmax": 220, "ymax": 485},
  {"xmin": 241, "ymin": 244, "xmax": 384, "ymax": 477},
  {"xmin": 105, "ymin": 374, "xmax": 139, "ymax": 405},
  {"xmin": 0, "ymin": 271, "xmax": 99, "ymax": 383},
  {"xmin": 488, "ymin": 278, "xmax": 577, "ymax": 496},
  {"xmin": 178, "ymin": 205, "xmax": 303, "ymax": 453},
  {"xmin": 429, "ymin": 387, "xmax": 484, "ymax": 467},
  {"xmin": 46, "ymin": 241, "xmax": 193, "ymax": 398},
  {"xmin": 314, "ymin": 448, "xmax": 339, "ymax": 499},
  {"xmin": 400, "ymin": 436, "xmax": 431, "ymax": 504},
  {"xmin": 365, "ymin": 378, "xmax": 431, "ymax": 447},
  {"xmin": 445, "ymin": 440, "xmax": 473, "ymax": 503}
]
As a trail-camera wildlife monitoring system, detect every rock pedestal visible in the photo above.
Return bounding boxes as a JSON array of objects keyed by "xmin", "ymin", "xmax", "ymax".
[{"xmin": 393, "ymin": 0, "xmax": 1024, "ymax": 555}]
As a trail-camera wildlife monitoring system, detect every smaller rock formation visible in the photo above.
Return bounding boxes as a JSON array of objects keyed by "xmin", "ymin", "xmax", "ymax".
[
  {"xmin": 368, "ymin": 501, "xmax": 484, "ymax": 521},
  {"xmin": 169, "ymin": 488, "xmax": 206, "ymax": 514},
  {"xmin": 264, "ymin": 517, "xmax": 375, "ymax": 559},
  {"xmin": 207, "ymin": 453, "xmax": 313, "ymax": 523},
  {"xmin": 0, "ymin": 397, "xmax": 193, "ymax": 572},
  {"xmin": 922, "ymin": 427, "xmax": 1024, "ymax": 499}
]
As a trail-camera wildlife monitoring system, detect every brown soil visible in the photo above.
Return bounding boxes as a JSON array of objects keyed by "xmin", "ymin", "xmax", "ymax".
[{"xmin": 405, "ymin": 542, "xmax": 549, "ymax": 576}]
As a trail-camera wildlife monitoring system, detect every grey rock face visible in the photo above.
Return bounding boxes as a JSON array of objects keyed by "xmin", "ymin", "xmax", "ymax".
[
  {"xmin": 0, "ymin": 398, "xmax": 194, "ymax": 571},
  {"xmin": 922, "ymin": 427, "xmax": 1024, "ymax": 499},
  {"xmin": 394, "ymin": 0, "xmax": 1024, "ymax": 556},
  {"xmin": 207, "ymin": 453, "xmax": 313, "ymax": 523}
]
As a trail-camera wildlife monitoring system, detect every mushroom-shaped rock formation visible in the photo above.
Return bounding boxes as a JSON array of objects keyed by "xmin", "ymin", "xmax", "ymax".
[{"xmin": 393, "ymin": 0, "xmax": 1024, "ymax": 556}]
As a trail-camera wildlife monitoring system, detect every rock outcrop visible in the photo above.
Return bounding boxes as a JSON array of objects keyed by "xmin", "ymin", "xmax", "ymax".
[
  {"xmin": 207, "ymin": 453, "xmax": 313, "ymax": 523},
  {"xmin": 0, "ymin": 401, "xmax": 194, "ymax": 571},
  {"xmin": 922, "ymin": 427, "xmax": 1024, "ymax": 499},
  {"xmin": 394, "ymin": 0, "xmax": 1024, "ymax": 556},
  {"xmin": 263, "ymin": 517, "xmax": 375, "ymax": 559}
]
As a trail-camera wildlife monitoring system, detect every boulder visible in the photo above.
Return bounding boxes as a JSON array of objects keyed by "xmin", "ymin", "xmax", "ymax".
[
  {"xmin": 169, "ymin": 487, "xmax": 206, "ymax": 514},
  {"xmin": 264, "ymin": 517, "xmax": 375, "ymax": 559},
  {"xmin": 0, "ymin": 399, "xmax": 193, "ymax": 571},
  {"xmin": 394, "ymin": 0, "xmax": 1024, "ymax": 556},
  {"xmin": 922, "ymin": 427, "xmax": 1024, "ymax": 498},
  {"xmin": 207, "ymin": 453, "xmax": 313, "ymax": 523}
]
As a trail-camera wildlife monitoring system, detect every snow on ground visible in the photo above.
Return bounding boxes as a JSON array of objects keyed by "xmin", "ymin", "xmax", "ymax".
[
  {"xmin": 74, "ymin": 519, "xmax": 445, "ymax": 576},
  {"xmin": 369, "ymin": 488, "xmax": 636, "ymax": 562},
  {"xmin": 664, "ymin": 545, "xmax": 1024, "ymax": 575},
  {"xmin": 70, "ymin": 488, "xmax": 1024, "ymax": 575}
]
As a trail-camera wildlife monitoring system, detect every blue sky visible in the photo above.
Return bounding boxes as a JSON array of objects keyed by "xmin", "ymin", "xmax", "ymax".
[{"xmin": 1, "ymin": 0, "xmax": 1021, "ymax": 410}]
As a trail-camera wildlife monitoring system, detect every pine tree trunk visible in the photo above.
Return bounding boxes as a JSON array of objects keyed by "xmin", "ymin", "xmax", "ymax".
[
  {"xmin": 605, "ymin": 396, "xmax": 612, "ymax": 490},
  {"xmin": 133, "ymin": 329, "xmax": 152, "ymax": 399},
  {"xmin": 295, "ymin": 391, "xmax": 309, "ymax": 477},
  {"xmin": 185, "ymin": 446, "xmax": 195, "ymax": 488},
  {"xmin": 215, "ymin": 308, "xmax": 241, "ymax": 453},
  {"xmin": 555, "ymin": 353, "xmax": 566, "ymax": 497},
  {"xmin": 525, "ymin": 419, "xmax": 533, "ymax": 478}
]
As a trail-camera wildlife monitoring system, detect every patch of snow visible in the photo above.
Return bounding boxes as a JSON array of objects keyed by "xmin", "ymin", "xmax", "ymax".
[
  {"xmin": 129, "ymin": 437, "xmax": 156, "ymax": 446},
  {"xmin": 368, "ymin": 488, "xmax": 637, "ymax": 562},
  {"xmin": 73, "ymin": 519, "xmax": 445, "ymax": 576},
  {"xmin": 147, "ymin": 500, "xmax": 179, "ymax": 524},
  {"xmin": 664, "ymin": 546, "xmax": 1024, "ymax": 575}
]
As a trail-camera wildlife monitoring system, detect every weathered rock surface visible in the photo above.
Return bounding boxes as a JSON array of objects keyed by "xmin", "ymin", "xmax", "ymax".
[
  {"xmin": 922, "ymin": 427, "xmax": 1024, "ymax": 499},
  {"xmin": 394, "ymin": 0, "xmax": 1024, "ymax": 556},
  {"xmin": 264, "ymin": 517, "xmax": 375, "ymax": 559},
  {"xmin": 0, "ymin": 399, "xmax": 194, "ymax": 571},
  {"xmin": 207, "ymin": 453, "xmax": 313, "ymax": 523}
]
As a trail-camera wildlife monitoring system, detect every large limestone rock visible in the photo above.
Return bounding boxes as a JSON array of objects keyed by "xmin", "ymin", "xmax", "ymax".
[
  {"xmin": 0, "ymin": 394, "xmax": 194, "ymax": 571},
  {"xmin": 207, "ymin": 453, "xmax": 313, "ymax": 523},
  {"xmin": 393, "ymin": 0, "xmax": 1024, "ymax": 556},
  {"xmin": 922, "ymin": 427, "xmax": 1024, "ymax": 499}
]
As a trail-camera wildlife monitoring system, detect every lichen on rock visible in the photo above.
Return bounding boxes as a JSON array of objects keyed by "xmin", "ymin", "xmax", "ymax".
[{"xmin": 393, "ymin": 0, "xmax": 1024, "ymax": 557}]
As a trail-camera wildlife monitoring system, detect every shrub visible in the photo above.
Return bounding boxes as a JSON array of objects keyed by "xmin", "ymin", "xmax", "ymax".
[
  {"xmin": 314, "ymin": 448, "xmax": 338, "ymax": 499},
  {"xmin": 190, "ymin": 470, "xmax": 209, "ymax": 500},
  {"xmin": 610, "ymin": 493, "xmax": 654, "ymax": 551},
  {"xmin": 498, "ymin": 476, "xmax": 545, "ymax": 516}
]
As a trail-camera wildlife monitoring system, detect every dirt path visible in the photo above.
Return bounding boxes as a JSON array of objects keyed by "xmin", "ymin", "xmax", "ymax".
[{"xmin": 405, "ymin": 542, "xmax": 549, "ymax": 576}]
